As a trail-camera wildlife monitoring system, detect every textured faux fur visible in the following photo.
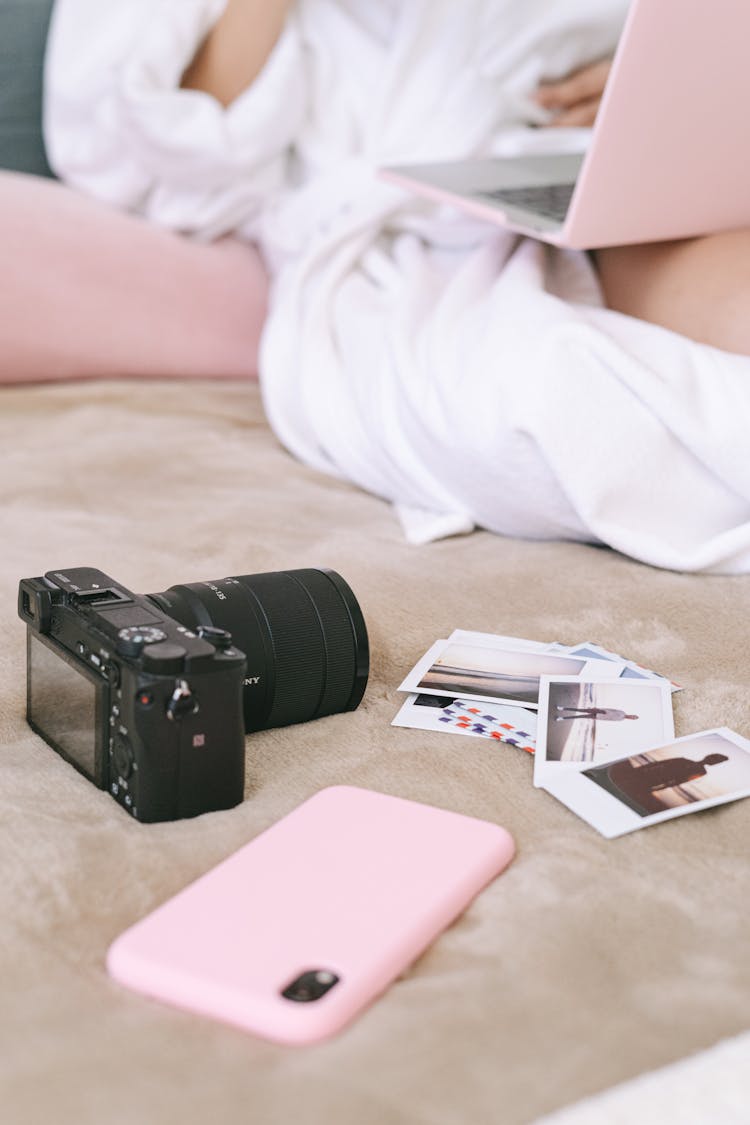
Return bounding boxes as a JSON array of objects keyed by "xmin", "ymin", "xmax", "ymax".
[{"xmin": 1, "ymin": 378, "xmax": 748, "ymax": 1124}]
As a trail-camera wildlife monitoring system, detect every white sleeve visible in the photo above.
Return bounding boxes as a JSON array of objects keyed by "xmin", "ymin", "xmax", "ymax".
[{"xmin": 43, "ymin": 0, "xmax": 306, "ymax": 238}]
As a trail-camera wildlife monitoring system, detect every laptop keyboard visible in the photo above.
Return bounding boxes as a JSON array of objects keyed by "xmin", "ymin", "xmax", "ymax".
[{"xmin": 479, "ymin": 182, "xmax": 576, "ymax": 223}]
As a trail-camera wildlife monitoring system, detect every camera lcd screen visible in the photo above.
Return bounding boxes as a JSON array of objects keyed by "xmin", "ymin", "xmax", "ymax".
[{"xmin": 28, "ymin": 634, "xmax": 100, "ymax": 783}]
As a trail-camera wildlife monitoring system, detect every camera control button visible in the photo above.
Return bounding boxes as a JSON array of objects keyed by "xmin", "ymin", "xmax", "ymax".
[
  {"xmin": 166, "ymin": 680, "xmax": 199, "ymax": 722},
  {"xmin": 196, "ymin": 625, "xmax": 234, "ymax": 650},
  {"xmin": 113, "ymin": 735, "xmax": 134, "ymax": 780},
  {"xmin": 117, "ymin": 626, "xmax": 167, "ymax": 657},
  {"xmin": 142, "ymin": 642, "xmax": 187, "ymax": 675},
  {"xmin": 104, "ymin": 662, "xmax": 121, "ymax": 688}
]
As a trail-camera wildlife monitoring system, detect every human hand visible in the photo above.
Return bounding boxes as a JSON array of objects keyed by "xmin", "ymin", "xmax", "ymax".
[{"xmin": 533, "ymin": 58, "xmax": 613, "ymax": 127}]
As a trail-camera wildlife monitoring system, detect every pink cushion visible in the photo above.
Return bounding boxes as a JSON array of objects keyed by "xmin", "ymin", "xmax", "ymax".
[{"xmin": 0, "ymin": 171, "xmax": 268, "ymax": 382}]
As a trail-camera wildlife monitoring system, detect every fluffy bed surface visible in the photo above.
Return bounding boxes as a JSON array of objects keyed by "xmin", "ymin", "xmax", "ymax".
[{"xmin": 2, "ymin": 378, "xmax": 748, "ymax": 1124}]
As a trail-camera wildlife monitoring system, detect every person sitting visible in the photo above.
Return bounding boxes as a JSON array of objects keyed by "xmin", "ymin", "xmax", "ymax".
[{"xmin": 4, "ymin": 0, "xmax": 750, "ymax": 574}]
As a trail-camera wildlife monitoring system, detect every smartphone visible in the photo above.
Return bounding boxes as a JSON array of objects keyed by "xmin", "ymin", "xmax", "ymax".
[{"xmin": 107, "ymin": 785, "xmax": 514, "ymax": 1044}]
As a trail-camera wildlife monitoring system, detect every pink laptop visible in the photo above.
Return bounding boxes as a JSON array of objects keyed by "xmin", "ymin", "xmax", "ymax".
[{"xmin": 381, "ymin": 0, "xmax": 750, "ymax": 249}]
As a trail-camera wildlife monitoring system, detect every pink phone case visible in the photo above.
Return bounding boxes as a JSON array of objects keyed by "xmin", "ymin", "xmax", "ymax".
[{"xmin": 107, "ymin": 785, "xmax": 515, "ymax": 1044}]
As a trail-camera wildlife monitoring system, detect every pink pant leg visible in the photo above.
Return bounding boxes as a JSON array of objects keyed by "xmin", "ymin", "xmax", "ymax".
[{"xmin": 0, "ymin": 171, "xmax": 268, "ymax": 382}]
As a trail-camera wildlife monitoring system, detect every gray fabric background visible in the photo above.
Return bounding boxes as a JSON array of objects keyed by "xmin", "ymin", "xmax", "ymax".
[{"xmin": 0, "ymin": 0, "xmax": 55, "ymax": 176}]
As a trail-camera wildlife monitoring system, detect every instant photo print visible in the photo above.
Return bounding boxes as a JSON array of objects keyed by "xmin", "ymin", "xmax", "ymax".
[
  {"xmin": 542, "ymin": 728, "xmax": 750, "ymax": 838},
  {"xmin": 398, "ymin": 639, "xmax": 620, "ymax": 709},
  {"xmin": 533, "ymin": 676, "xmax": 674, "ymax": 788},
  {"xmin": 447, "ymin": 630, "xmax": 556, "ymax": 654},
  {"xmin": 392, "ymin": 692, "xmax": 537, "ymax": 750},
  {"xmin": 556, "ymin": 641, "xmax": 682, "ymax": 691}
]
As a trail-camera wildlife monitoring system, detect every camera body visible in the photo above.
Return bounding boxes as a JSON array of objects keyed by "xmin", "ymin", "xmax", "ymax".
[{"xmin": 19, "ymin": 567, "xmax": 246, "ymax": 823}]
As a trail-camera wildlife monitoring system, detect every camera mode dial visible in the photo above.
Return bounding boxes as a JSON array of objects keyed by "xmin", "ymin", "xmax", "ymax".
[
  {"xmin": 166, "ymin": 679, "xmax": 199, "ymax": 722},
  {"xmin": 117, "ymin": 626, "xmax": 167, "ymax": 657}
]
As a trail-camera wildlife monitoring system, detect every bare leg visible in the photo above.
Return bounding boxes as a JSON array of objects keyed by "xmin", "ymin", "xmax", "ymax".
[
  {"xmin": 594, "ymin": 228, "xmax": 750, "ymax": 356},
  {"xmin": 0, "ymin": 172, "xmax": 268, "ymax": 383}
]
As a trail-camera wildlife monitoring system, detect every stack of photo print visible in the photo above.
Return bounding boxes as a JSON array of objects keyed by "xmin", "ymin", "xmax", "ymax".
[{"xmin": 394, "ymin": 630, "xmax": 750, "ymax": 837}]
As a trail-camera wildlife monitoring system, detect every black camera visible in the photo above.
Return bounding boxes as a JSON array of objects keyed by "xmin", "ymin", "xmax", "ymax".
[{"xmin": 18, "ymin": 567, "xmax": 369, "ymax": 823}]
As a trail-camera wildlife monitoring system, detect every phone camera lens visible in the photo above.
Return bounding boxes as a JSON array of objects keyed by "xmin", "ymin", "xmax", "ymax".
[{"xmin": 281, "ymin": 969, "xmax": 340, "ymax": 1003}]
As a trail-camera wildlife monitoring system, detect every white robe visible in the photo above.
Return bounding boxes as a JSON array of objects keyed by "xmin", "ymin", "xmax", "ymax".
[{"xmin": 45, "ymin": 0, "xmax": 750, "ymax": 573}]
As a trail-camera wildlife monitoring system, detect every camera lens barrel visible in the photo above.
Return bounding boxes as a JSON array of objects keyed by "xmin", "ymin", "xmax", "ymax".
[{"xmin": 148, "ymin": 569, "xmax": 368, "ymax": 733}]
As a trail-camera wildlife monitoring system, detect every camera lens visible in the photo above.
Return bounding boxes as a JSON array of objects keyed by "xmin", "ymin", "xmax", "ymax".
[
  {"xmin": 147, "ymin": 569, "xmax": 368, "ymax": 732},
  {"xmin": 281, "ymin": 969, "xmax": 340, "ymax": 1003}
]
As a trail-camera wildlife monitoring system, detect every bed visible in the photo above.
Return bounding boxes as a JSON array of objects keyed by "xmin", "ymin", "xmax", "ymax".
[{"xmin": 2, "ymin": 375, "xmax": 748, "ymax": 1124}]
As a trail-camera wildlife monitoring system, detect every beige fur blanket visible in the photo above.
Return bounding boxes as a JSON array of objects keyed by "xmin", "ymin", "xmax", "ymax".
[{"xmin": 2, "ymin": 378, "xmax": 748, "ymax": 1124}]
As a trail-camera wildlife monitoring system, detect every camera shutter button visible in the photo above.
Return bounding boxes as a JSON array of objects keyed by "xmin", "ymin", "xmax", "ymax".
[
  {"xmin": 196, "ymin": 625, "xmax": 234, "ymax": 651},
  {"xmin": 166, "ymin": 679, "xmax": 199, "ymax": 722}
]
